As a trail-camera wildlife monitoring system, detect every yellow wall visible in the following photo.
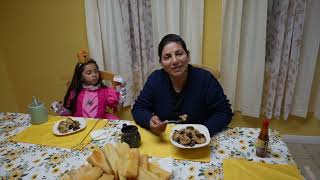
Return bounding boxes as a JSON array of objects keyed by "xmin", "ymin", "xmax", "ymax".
[
  {"xmin": 202, "ymin": 0, "xmax": 221, "ymax": 71},
  {"xmin": 1, "ymin": 0, "xmax": 319, "ymax": 136},
  {"xmin": 0, "ymin": 51, "xmax": 19, "ymax": 111},
  {"xmin": 0, "ymin": 0, "xmax": 88, "ymax": 113}
]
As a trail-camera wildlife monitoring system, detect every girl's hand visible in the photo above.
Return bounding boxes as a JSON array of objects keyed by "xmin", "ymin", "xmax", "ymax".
[
  {"xmin": 113, "ymin": 75, "xmax": 125, "ymax": 86},
  {"xmin": 150, "ymin": 115, "xmax": 167, "ymax": 135},
  {"xmin": 113, "ymin": 75, "xmax": 127, "ymax": 107},
  {"xmin": 51, "ymin": 101, "xmax": 71, "ymax": 116},
  {"xmin": 51, "ymin": 101, "xmax": 63, "ymax": 113}
]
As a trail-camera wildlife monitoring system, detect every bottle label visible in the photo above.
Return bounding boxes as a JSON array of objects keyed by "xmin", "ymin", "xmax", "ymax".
[{"xmin": 256, "ymin": 139, "xmax": 268, "ymax": 156}]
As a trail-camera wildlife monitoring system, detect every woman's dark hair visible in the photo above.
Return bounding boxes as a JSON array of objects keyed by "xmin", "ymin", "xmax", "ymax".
[
  {"xmin": 63, "ymin": 59, "xmax": 104, "ymax": 114},
  {"xmin": 158, "ymin": 34, "xmax": 190, "ymax": 61}
]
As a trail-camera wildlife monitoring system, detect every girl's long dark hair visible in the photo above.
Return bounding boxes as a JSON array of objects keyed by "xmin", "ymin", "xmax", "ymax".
[{"xmin": 63, "ymin": 59, "xmax": 104, "ymax": 114}]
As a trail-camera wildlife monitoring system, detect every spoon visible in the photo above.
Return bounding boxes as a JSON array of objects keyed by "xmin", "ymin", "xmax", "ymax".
[{"xmin": 32, "ymin": 96, "xmax": 38, "ymax": 107}]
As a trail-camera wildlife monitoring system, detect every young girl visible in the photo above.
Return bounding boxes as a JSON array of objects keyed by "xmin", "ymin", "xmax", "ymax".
[{"xmin": 51, "ymin": 49, "xmax": 126, "ymax": 119}]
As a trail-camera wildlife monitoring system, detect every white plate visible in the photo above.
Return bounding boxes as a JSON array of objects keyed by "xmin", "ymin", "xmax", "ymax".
[
  {"xmin": 52, "ymin": 117, "xmax": 86, "ymax": 136},
  {"xmin": 170, "ymin": 124, "xmax": 210, "ymax": 149}
]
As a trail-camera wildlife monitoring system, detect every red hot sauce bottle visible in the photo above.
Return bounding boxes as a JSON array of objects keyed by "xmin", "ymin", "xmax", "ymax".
[{"xmin": 256, "ymin": 119, "xmax": 270, "ymax": 158}]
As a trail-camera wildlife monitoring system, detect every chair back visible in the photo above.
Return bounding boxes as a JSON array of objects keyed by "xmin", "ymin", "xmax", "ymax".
[
  {"xmin": 100, "ymin": 71, "xmax": 118, "ymax": 88},
  {"xmin": 191, "ymin": 64, "xmax": 221, "ymax": 79}
]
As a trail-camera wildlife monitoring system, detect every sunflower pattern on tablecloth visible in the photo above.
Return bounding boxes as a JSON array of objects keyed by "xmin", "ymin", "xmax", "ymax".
[{"xmin": 0, "ymin": 113, "xmax": 295, "ymax": 180}]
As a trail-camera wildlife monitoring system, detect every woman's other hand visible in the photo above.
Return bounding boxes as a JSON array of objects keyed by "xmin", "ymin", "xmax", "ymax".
[{"xmin": 150, "ymin": 115, "xmax": 167, "ymax": 135}]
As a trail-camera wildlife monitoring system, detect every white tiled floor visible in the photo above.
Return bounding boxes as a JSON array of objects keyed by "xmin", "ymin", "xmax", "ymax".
[{"xmin": 286, "ymin": 143, "xmax": 320, "ymax": 180}]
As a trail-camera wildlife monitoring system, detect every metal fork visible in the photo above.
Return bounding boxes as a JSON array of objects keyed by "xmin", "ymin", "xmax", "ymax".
[
  {"xmin": 166, "ymin": 114, "xmax": 189, "ymax": 124},
  {"xmin": 166, "ymin": 119, "xmax": 184, "ymax": 124}
]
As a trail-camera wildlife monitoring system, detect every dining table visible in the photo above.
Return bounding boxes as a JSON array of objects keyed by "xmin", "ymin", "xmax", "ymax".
[{"xmin": 0, "ymin": 112, "xmax": 299, "ymax": 180}]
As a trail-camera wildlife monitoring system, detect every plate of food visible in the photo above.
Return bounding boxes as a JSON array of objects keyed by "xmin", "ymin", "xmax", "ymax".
[
  {"xmin": 170, "ymin": 124, "xmax": 210, "ymax": 149},
  {"xmin": 53, "ymin": 117, "xmax": 86, "ymax": 136}
]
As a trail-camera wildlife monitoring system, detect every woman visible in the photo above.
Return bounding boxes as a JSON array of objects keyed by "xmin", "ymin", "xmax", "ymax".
[{"xmin": 132, "ymin": 34, "xmax": 233, "ymax": 136}]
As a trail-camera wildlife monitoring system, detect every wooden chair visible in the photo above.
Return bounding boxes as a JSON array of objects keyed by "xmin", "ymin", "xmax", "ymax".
[
  {"xmin": 191, "ymin": 64, "xmax": 221, "ymax": 79},
  {"xmin": 99, "ymin": 71, "xmax": 119, "ymax": 88}
]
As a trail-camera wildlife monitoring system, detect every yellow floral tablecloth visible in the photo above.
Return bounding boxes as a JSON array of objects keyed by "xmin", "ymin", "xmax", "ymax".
[{"xmin": 0, "ymin": 113, "xmax": 298, "ymax": 180}]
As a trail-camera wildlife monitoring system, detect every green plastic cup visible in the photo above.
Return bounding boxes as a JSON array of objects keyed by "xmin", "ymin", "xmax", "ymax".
[{"xmin": 28, "ymin": 101, "xmax": 48, "ymax": 125}]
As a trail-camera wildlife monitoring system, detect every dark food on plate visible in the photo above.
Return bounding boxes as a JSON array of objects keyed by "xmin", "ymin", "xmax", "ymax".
[
  {"xmin": 58, "ymin": 118, "xmax": 81, "ymax": 133},
  {"xmin": 172, "ymin": 126, "xmax": 206, "ymax": 147}
]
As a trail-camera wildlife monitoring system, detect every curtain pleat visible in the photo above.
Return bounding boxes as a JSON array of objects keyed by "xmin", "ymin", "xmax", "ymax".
[
  {"xmin": 221, "ymin": 0, "xmax": 243, "ymax": 111},
  {"xmin": 291, "ymin": 0, "xmax": 320, "ymax": 118},
  {"xmin": 221, "ymin": 0, "xmax": 267, "ymax": 117}
]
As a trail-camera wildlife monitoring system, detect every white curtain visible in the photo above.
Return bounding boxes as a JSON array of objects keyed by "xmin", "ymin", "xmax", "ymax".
[
  {"xmin": 85, "ymin": 0, "xmax": 155, "ymax": 106},
  {"xmin": 85, "ymin": 0, "xmax": 204, "ymax": 105},
  {"xmin": 291, "ymin": 0, "xmax": 320, "ymax": 118},
  {"xmin": 311, "ymin": 52, "xmax": 320, "ymax": 119},
  {"xmin": 221, "ymin": 0, "xmax": 267, "ymax": 117},
  {"xmin": 312, "ymin": 52, "xmax": 320, "ymax": 119},
  {"xmin": 262, "ymin": 0, "xmax": 306, "ymax": 120},
  {"xmin": 151, "ymin": 0, "xmax": 204, "ymax": 64},
  {"xmin": 221, "ymin": 0, "xmax": 320, "ymax": 120}
]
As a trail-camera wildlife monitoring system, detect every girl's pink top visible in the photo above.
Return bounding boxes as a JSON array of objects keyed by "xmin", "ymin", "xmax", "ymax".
[{"xmin": 66, "ymin": 87, "xmax": 120, "ymax": 120}]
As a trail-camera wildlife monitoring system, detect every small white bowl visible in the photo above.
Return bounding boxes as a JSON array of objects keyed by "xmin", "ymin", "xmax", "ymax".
[{"xmin": 169, "ymin": 124, "xmax": 210, "ymax": 149}]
